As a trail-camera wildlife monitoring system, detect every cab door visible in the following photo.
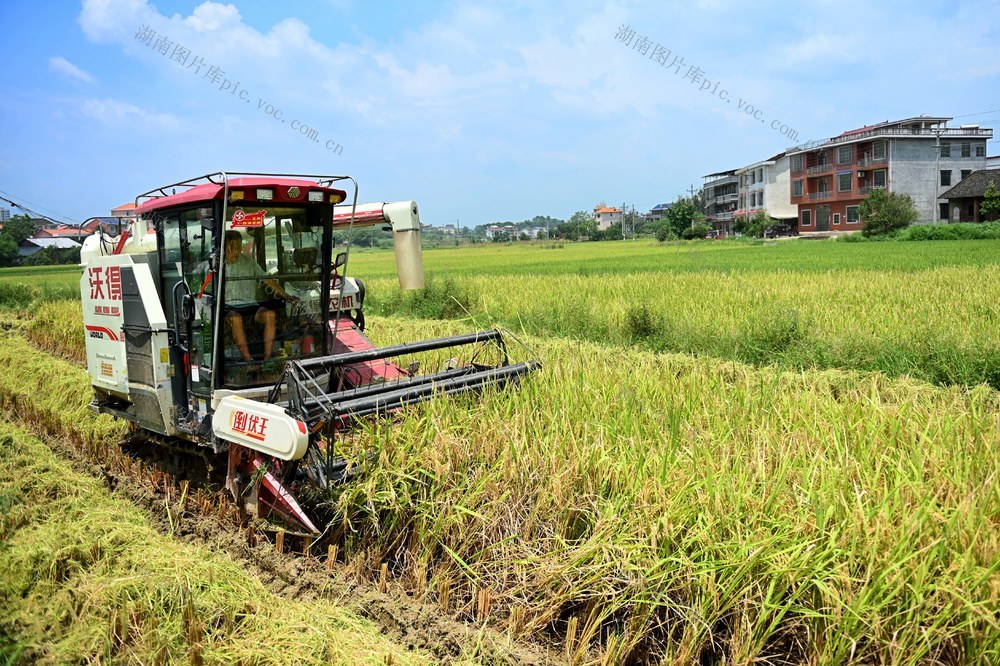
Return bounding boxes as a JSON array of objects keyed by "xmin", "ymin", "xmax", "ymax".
[{"xmin": 158, "ymin": 207, "xmax": 217, "ymax": 421}]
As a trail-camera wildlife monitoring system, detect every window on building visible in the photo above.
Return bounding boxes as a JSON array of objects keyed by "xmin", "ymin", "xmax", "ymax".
[
  {"xmin": 792, "ymin": 154, "xmax": 803, "ymax": 171},
  {"xmin": 940, "ymin": 170, "xmax": 951, "ymax": 186},
  {"xmin": 793, "ymin": 180, "xmax": 803, "ymax": 197},
  {"xmin": 801, "ymin": 209, "xmax": 812, "ymax": 226},
  {"xmin": 838, "ymin": 173, "xmax": 851, "ymax": 192},
  {"xmin": 940, "ymin": 142, "xmax": 951, "ymax": 157},
  {"xmin": 873, "ymin": 170, "xmax": 887, "ymax": 188},
  {"xmin": 838, "ymin": 146, "xmax": 852, "ymax": 164},
  {"xmin": 968, "ymin": 203, "xmax": 975, "ymax": 218},
  {"xmin": 846, "ymin": 206, "xmax": 859, "ymax": 225},
  {"xmin": 940, "ymin": 203, "xmax": 950, "ymax": 221},
  {"xmin": 873, "ymin": 141, "xmax": 886, "ymax": 160},
  {"xmin": 962, "ymin": 143, "xmax": 971, "ymax": 157},
  {"xmin": 961, "ymin": 170, "xmax": 971, "ymax": 180},
  {"xmin": 976, "ymin": 145, "xmax": 985, "ymax": 157},
  {"xmin": 833, "ymin": 213, "xmax": 841, "ymax": 225},
  {"xmin": 758, "ymin": 168, "xmax": 764, "ymax": 181}
]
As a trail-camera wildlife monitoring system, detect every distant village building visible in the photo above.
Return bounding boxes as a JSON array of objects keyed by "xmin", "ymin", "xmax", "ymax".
[
  {"xmin": 592, "ymin": 205, "xmax": 622, "ymax": 231},
  {"xmin": 0, "ymin": 207, "xmax": 9, "ymax": 223},
  {"xmin": 940, "ymin": 169, "xmax": 1000, "ymax": 222},
  {"xmin": 788, "ymin": 116, "xmax": 991, "ymax": 231},
  {"xmin": 702, "ymin": 171, "xmax": 739, "ymax": 234},
  {"xmin": 644, "ymin": 203, "xmax": 671, "ymax": 224},
  {"xmin": 485, "ymin": 224, "xmax": 517, "ymax": 240},
  {"xmin": 735, "ymin": 153, "xmax": 796, "ymax": 226},
  {"xmin": 17, "ymin": 237, "xmax": 81, "ymax": 257},
  {"xmin": 111, "ymin": 202, "xmax": 136, "ymax": 219},
  {"xmin": 700, "ymin": 114, "xmax": 993, "ymax": 235}
]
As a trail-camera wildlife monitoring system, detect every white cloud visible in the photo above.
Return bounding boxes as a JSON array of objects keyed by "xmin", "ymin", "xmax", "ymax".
[
  {"xmin": 49, "ymin": 56, "xmax": 95, "ymax": 83},
  {"xmin": 182, "ymin": 2, "xmax": 242, "ymax": 32}
]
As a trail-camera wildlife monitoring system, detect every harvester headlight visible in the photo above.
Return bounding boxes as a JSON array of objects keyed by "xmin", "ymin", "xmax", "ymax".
[
  {"xmin": 230, "ymin": 190, "xmax": 245, "ymax": 200},
  {"xmin": 256, "ymin": 188, "xmax": 274, "ymax": 201},
  {"xmin": 329, "ymin": 193, "xmax": 344, "ymax": 204},
  {"xmin": 307, "ymin": 190, "xmax": 324, "ymax": 202}
]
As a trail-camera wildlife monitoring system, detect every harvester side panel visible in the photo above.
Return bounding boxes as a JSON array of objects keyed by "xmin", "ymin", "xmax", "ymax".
[{"xmin": 81, "ymin": 255, "xmax": 129, "ymax": 398}]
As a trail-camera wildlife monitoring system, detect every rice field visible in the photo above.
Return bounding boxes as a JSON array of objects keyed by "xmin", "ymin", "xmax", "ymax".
[{"xmin": 1, "ymin": 238, "xmax": 999, "ymax": 664}]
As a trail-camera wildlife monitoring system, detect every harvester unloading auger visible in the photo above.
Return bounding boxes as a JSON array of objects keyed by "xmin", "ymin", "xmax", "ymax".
[{"xmin": 80, "ymin": 172, "xmax": 539, "ymax": 533}]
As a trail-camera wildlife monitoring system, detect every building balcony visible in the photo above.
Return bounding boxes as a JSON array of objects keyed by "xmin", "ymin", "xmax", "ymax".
[
  {"xmin": 712, "ymin": 211, "xmax": 735, "ymax": 221},
  {"xmin": 826, "ymin": 126, "xmax": 993, "ymax": 146},
  {"xmin": 858, "ymin": 185, "xmax": 886, "ymax": 196},
  {"xmin": 807, "ymin": 163, "xmax": 832, "ymax": 175},
  {"xmin": 808, "ymin": 191, "xmax": 831, "ymax": 201},
  {"xmin": 857, "ymin": 156, "xmax": 887, "ymax": 167},
  {"xmin": 715, "ymin": 193, "xmax": 738, "ymax": 204}
]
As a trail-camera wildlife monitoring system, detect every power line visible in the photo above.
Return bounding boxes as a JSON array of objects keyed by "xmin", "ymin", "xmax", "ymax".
[
  {"xmin": 951, "ymin": 109, "xmax": 1000, "ymax": 119},
  {"xmin": 0, "ymin": 190, "xmax": 78, "ymax": 225}
]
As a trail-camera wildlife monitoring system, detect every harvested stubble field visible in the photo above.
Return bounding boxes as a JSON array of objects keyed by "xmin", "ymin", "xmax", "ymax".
[{"xmin": 1, "ymin": 238, "xmax": 999, "ymax": 664}]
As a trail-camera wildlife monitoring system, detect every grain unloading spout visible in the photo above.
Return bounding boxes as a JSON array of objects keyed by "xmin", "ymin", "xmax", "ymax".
[
  {"xmin": 385, "ymin": 201, "xmax": 424, "ymax": 291},
  {"xmin": 333, "ymin": 200, "xmax": 425, "ymax": 290}
]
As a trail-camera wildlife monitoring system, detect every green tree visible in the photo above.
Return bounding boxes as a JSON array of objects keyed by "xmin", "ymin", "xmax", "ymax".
[
  {"xmin": 567, "ymin": 211, "xmax": 597, "ymax": 241},
  {"xmin": 0, "ymin": 233, "xmax": 17, "ymax": 267},
  {"xmin": 980, "ymin": 180, "xmax": 1000, "ymax": 222},
  {"xmin": 735, "ymin": 210, "xmax": 775, "ymax": 238},
  {"xmin": 1, "ymin": 214, "xmax": 37, "ymax": 243},
  {"xmin": 664, "ymin": 199, "xmax": 699, "ymax": 238},
  {"xmin": 681, "ymin": 222, "xmax": 713, "ymax": 240},
  {"xmin": 858, "ymin": 189, "xmax": 917, "ymax": 237}
]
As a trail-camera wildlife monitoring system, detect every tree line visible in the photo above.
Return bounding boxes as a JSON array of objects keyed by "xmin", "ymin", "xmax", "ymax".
[{"xmin": 0, "ymin": 215, "xmax": 81, "ymax": 267}]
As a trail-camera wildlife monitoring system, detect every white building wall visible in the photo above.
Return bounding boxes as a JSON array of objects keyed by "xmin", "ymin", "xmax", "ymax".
[
  {"xmin": 764, "ymin": 155, "xmax": 796, "ymax": 220},
  {"xmin": 595, "ymin": 212, "xmax": 621, "ymax": 230}
]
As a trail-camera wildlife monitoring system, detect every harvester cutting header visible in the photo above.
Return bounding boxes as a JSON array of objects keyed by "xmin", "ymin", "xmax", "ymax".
[{"xmin": 80, "ymin": 172, "xmax": 538, "ymax": 532}]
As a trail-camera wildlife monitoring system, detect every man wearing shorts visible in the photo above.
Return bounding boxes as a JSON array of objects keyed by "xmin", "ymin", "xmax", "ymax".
[{"xmin": 223, "ymin": 230, "xmax": 298, "ymax": 362}]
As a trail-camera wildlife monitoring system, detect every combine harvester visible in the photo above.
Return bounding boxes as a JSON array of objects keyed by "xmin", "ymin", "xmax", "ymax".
[{"xmin": 80, "ymin": 172, "xmax": 538, "ymax": 533}]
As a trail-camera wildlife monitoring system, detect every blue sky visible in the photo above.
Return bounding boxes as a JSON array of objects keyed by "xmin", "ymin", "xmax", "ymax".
[{"xmin": 1, "ymin": 0, "xmax": 999, "ymax": 228}]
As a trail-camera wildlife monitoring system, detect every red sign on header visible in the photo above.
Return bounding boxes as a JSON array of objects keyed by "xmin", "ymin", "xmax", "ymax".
[{"xmin": 231, "ymin": 209, "xmax": 267, "ymax": 228}]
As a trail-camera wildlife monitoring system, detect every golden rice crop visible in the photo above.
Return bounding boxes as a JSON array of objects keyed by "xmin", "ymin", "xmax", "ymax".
[
  {"xmin": 365, "ymin": 264, "xmax": 1000, "ymax": 390},
  {"xmin": 335, "ymin": 316, "xmax": 1000, "ymax": 663},
  {"xmin": 0, "ymin": 420, "xmax": 433, "ymax": 665}
]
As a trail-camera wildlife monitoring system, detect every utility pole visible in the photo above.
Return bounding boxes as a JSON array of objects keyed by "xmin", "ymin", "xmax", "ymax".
[
  {"xmin": 934, "ymin": 126, "xmax": 941, "ymax": 224},
  {"xmin": 687, "ymin": 184, "xmax": 700, "ymax": 229}
]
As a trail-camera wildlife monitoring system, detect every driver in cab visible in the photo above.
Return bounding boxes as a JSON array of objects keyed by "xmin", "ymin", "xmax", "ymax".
[{"xmin": 224, "ymin": 230, "xmax": 298, "ymax": 362}]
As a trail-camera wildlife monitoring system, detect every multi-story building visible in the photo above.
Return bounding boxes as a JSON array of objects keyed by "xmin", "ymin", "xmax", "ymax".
[
  {"xmin": 644, "ymin": 203, "xmax": 671, "ymax": 224},
  {"xmin": 0, "ymin": 207, "xmax": 10, "ymax": 223},
  {"xmin": 787, "ymin": 116, "xmax": 992, "ymax": 232},
  {"xmin": 702, "ymin": 170, "xmax": 739, "ymax": 234},
  {"xmin": 734, "ymin": 152, "xmax": 796, "ymax": 225},
  {"xmin": 592, "ymin": 205, "xmax": 622, "ymax": 231}
]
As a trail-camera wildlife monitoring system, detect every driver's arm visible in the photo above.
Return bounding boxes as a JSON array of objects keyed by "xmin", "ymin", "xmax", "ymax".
[{"xmin": 263, "ymin": 277, "xmax": 298, "ymax": 303}]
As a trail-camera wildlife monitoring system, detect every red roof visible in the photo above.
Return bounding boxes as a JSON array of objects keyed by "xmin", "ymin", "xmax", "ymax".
[
  {"xmin": 135, "ymin": 177, "xmax": 347, "ymax": 214},
  {"xmin": 593, "ymin": 205, "xmax": 621, "ymax": 214},
  {"xmin": 35, "ymin": 227, "xmax": 85, "ymax": 238},
  {"xmin": 111, "ymin": 202, "xmax": 136, "ymax": 213}
]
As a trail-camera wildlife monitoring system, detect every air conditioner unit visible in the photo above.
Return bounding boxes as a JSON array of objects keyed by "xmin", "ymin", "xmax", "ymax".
[{"xmin": 857, "ymin": 171, "xmax": 866, "ymax": 178}]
